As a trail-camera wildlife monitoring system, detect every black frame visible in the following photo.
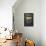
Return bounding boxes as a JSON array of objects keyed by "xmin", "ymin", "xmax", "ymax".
[{"xmin": 24, "ymin": 13, "xmax": 33, "ymax": 26}]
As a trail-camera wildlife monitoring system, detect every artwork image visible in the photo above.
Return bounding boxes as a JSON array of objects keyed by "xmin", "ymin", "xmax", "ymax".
[{"xmin": 24, "ymin": 13, "xmax": 33, "ymax": 26}]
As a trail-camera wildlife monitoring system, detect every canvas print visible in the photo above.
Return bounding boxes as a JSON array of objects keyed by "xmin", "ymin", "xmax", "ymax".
[{"xmin": 24, "ymin": 13, "xmax": 33, "ymax": 26}]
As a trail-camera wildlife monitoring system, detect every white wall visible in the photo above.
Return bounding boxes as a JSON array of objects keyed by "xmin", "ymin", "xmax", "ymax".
[
  {"xmin": 41, "ymin": 0, "xmax": 46, "ymax": 46},
  {"xmin": 0, "ymin": 0, "xmax": 16, "ymax": 29},
  {"xmin": 13, "ymin": 0, "xmax": 41, "ymax": 46}
]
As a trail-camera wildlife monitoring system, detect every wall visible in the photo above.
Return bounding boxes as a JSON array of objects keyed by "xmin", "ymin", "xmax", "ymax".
[
  {"xmin": 0, "ymin": 0, "xmax": 16, "ymax": 30},
  {"xmin": 41, "ymin": 0, "xmax": 46, "ymax": 46},
  {"xmin": 13, "ymin": 0, "xmax": 41, "ymax": 46}
]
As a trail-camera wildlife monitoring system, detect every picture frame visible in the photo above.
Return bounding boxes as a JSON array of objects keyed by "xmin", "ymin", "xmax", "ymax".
[{"xmin": 24, "ymin": 13, "xmax": 33, "ymax": 26}]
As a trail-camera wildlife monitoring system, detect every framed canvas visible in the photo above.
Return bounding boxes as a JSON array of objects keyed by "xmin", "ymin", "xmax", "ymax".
[{"xmin": 24, "ymin": 13, "xmax": 33, "ymax": 26}]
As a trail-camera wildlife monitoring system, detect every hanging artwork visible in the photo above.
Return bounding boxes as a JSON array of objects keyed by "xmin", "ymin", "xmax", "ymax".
[{"xmin": 24, "ymin": 13, "xmax": 33, "ymax": 26}]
